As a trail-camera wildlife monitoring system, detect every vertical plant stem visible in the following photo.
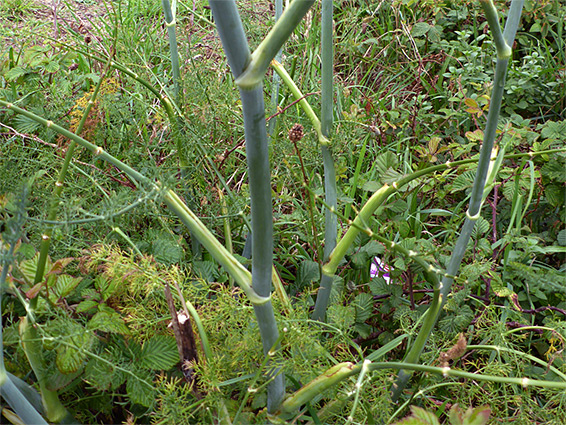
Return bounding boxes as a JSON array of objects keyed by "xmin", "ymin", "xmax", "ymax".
[
  {"xmin": 391, "ymin": 0, "xmax": 524, "ymax": 400},
  {"xmin": 162, "ymin": 0, "xmax": 182, "ymax": 104},
  {"xmin": 208, "ymin": 0, "xmax": 285, "ymax": 412}
]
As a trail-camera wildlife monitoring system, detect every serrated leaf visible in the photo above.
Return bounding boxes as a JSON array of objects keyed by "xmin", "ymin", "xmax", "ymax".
[
  {"xmin": 545, "ymin": 184, "xmax": 565, "ymax": 207},
  {"xmin": 4, "ymin": 66, "xmax": 26, "ymax": 81},
  {"xmin": 88, "ymin": 310, "xmax": 130, "ymax": 334},
  {"xmin": 557, "ymin": 230, "xmax": 566, "ymax": 246},
  {"xmin": 450, "ymin": 170, "xmax": 476, "ymax": 192},
  {"xmin": 56, "ymin": 326, "xmax": 92, "ymax": 374},
  {"xmin": 76, "ymin": 299, "xmax": 99, "ymax": 313},
  {"xmin": 375, "ymin": 152, "xmax": 399, "ymax": 175},
  {"xmin": 152, "ymin": 233, "xmax": 183, "ymax": 265},
  {"xmin": 85, "ymin": 356, "xmax": 123, "ymax": 391},
  {"xmin": 540, "ymin": 120, "xmax": 566, "ymax": 141},
  {"xmin": 541, "ymin": 159, "xmax": 566, "ymax": 182},
  {"xmin": 395, "ymin": 406, "xmax": 440, "ymax": 425},
  {"xmin": 43, "ymin": 60, "xmax": 60, "ymax": 73},
  {"xmin": 471, "ymin": 217, "xmax": 490, "ymax": 239},
  {"xmin": 465, "ymin": 129, "xmax": 483, "ymax": 141},
  {"xmin": 327, "ymin": 304, "xmax": 355, "ymax": 331},
  {"xmin": 297, "ymin": 260, "xmax": 320, "ymax": 287},
  {"xmin": 94, "ymin": 275, "xmax": 119, "ymax": 300},
  {"xmin": 192, "ymin": 260, "xmax": 217, "ymax": 282},
  {"xmin": 48, "ymin": 257, "xmax": 74, "ymax": 274},
  {"xmin": 140, "ymin": 335, "xmax": 179, "ymax": 370},
  {"xmin": 369, "ymin": 277, "xmax": 389, "ymax": 296},
  {"xmin": 354, "ymin": 292, "xmax": 374, "ymax": 323},
  {"xmin": 126, "ymin": 371, "xmax": 155, "ymax": 407},
  {"xmin": 55, "ymin": 274, "xmax": 82, "ymax": 298}
]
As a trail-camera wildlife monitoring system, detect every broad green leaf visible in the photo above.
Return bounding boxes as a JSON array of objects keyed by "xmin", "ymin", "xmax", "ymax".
[
  {"xmin": 297, "ymin": 260, "xmax": 320, "ymax": 287},
  {"xmin": 43, "ymin": 60, "xmax": 60, "ymax": 73},
  {"xmin": 140, "ymin": 335, "xmax": 179, "ymax": 370},
  {"xmin": 411, "ymin": 22, "xmax": 431, "ymax": 37},
  {"xmin": 354, "ymin": 292, "xmax": 374, "ymax": 323},
  {"xmin": 192, "ymin": 260, "xmax": 217, "ymax": 282},
  {"xmin": 362, "ymin": 181, "xmax": 381, "ymax": 192},
  {"xmin": 85, "ymin": 356, "xmax": 125, "ymax": 391},
  {"xmin": 394, "ymin": 406, "xmax": 440, "ymax": 425},
  {"xmin": 56, "ymin": 326, "xmax": 92, "ymax": 374},
  {"xmin": 76, "ymin": 299, "xmax": 99, "ymax": 313},
  {"xmin": 126, "ymin": 371, "xmax": 155, "ymax": 407},
  {"xmin": 152, "ymin": 233, "xmax": 183, "ymax": 265},
  {"xmin": 88, "ymin": 311, "xmax": 130, "ymax": 335},
  {"xmin": 55, "ymin": 274, "xmax": 82, "ymax": 298},
  {"xmin": 327, "ymin": 304, "xmax": 355, "ymax": 332},
  {"xmin": 4, "ymin": 66, "xmax": 26, "ymax": 81}
]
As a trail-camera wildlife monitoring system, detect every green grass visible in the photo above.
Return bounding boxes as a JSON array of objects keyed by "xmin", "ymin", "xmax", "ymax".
[{"xmin": 0, "ymin": 0, "xmax": 565, "ymax": 423}]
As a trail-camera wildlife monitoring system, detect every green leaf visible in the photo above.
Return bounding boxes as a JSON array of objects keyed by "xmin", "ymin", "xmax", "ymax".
[
  {"xmin": 19, "ymin": 252, "xmax": 51, "ymax": 284},
  {"xmin": 139, "ymin": 335, "xmax": 179, "ymax": 370},
  {"xmin": 94, "ymin": 275, "xmax": 119, "ymax": 300},
  {"xmin": 85, "ymin": 356, "xmax": 123, "ymax": 391},
  {"xmin": 354, "ymin": 292, "xmax": 374, "ymax": 323},
  {"xmin": 55, "ymin": 274, "xmax": 82, "ymax": 298},
  {"xmin": 297, "ymin": 260, "xmax": 320, "ymax": 287},
  {"xmin": 541, "ymin": 159, "xmax": 566, "ymax": 183},
  {"xmin": 55, "ymin": 326, "xmax": 92, "ymax": 374},
  {"xmin": 545, "ymin": 184, "xmax": 565, "ymax": 208},
  {"xmin": 88, "ymin": 311, "xmax": 130, "ymax": 335},
  {"xmin": 471, "ymin": 217, "xmax": 490, "ymax": 239},
  {"xmin": 395, "ymin": 406, "xmax": 440, "ymax": 425},
  {"xmin": 369, "ymin": 277, "xmax": 389, "ymax": 296},
  {"xmin": 126, "ymin": 370, "xmax": 155, "ymax": 407},
  {"xmin": 540, "ymin": 120, "xmax": 566, "ymax": 141},
  {"xmin": 152, "ymin": 232, "xmax": 183, "ymax": 265},
  {"xmin": 192, "ymin": 260, "xmax": 217, "ymax": 282},
  {"xmin": 448, "ymin": 404, "xmax": 490, "ymax": 425},
  {"xmin": 43, "ymin": 60, "xmax": 60, "ymax": 73},
  {"xmin": 362, "ymin": 181, "xmax": 381, "ymax": 192},
  {"xmin": 411, "ymin": 22, "xmax": 432, "ymax": 37},
  {"xmin": 557, "ymin": 230, "xmax": 566, "ymax": 247},
  {"xmin": 4, "ymin": 66, "xmax": 26, "ymax": 81},
  {"xmin": 76, "ymin": 299, "xmax": 99, "ymax": 313},
  {"xmin": 327, "ymin": 304, "xmax": 355, "ymax": 332}
]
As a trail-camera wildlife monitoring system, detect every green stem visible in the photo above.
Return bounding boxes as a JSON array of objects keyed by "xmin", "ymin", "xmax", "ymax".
[
  {"xmin": 208, "ymin": 0, "xmax": 285, "ymax": 411},
  {"xmin": 391, "ymin": 0, "xmax": 524, "ymax": 400},
  {"xmin": 312, "ymin": 0, "xmax": 338, "ymax": 322},
  {"xmin": 236, "ymin": 0, "xmax": 315, "ymax": 89}
]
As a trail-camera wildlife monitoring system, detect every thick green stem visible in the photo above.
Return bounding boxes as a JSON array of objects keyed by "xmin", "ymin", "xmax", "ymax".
[
  {"xmin": 236, "ymin": 0, "xmax": 315, "ymax": 89},
  {"xmin": 208, "ymin": 0, "xmax": 285, "ymax": 412},
  {"xmin": 391, "ymin": 0, "xmax": 524, "ymax": 400},
  {"xmin": 162, "ymin": 0, "xmax": 182, "ymax": 103},
  {"xmin": 312, "ymin": 0, "xmax": 337, "ymax": 322}
]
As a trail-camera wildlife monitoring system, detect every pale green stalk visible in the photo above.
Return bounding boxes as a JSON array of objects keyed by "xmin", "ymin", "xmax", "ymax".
[
  {"xmin": 271, "ymin": 59, "xmax": 328, "ymax": 145},
  {"xmin": 207, "ymin": 0, "xmax": 287, "ymax": 412},
  {"xmin": 162, "ymin": 0, "xmax": 181, "ymax": 103},
  {"xmin": 236, "ymin": 0, "xmax": 315, "ymax": 90},
  {"xmin": 312, "ymin": 0, "xmax": 338, "ymax": 321},
  {"xmin": 279, "ymin": 360, "xmax": 566, "ymax": 418},
  {"xmin": 391, "ymin": 0, "xmax": 525, "ymax": 400}
]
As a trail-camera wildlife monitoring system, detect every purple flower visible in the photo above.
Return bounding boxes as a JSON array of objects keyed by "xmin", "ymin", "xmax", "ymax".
[{"xmin": 370, "ymin": 257, "xmax": 392, "ymax": 284}]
